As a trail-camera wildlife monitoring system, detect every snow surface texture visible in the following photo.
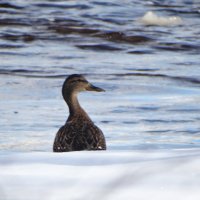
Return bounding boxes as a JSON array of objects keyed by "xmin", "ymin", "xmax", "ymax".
[
  {"xmin": 140, "ymin": 11, "xmax": 183, "ymax": 26},
  {"xmin": 0, "ymin": 149, "xmax": 200, "ymax": 200}
]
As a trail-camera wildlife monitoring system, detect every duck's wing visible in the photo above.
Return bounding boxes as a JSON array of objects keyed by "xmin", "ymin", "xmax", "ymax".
[
  {"xmin": 53, "ymin": 124, "xmax": 74, "ymax": 152},
  {"xmin": 82, "ymin": 123, "xmax": 106, "ymax": 150}
]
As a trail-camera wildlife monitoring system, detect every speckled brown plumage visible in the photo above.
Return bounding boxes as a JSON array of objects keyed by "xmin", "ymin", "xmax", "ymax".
[{"xmin": 53, "ymin": 74, "xmax": 106, "ymax": 152}]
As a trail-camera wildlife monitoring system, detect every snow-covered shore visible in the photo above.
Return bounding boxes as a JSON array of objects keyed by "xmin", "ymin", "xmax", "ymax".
[{"xmin": 1, "ymin": 149, "xmax": 200, "ymax": 200}]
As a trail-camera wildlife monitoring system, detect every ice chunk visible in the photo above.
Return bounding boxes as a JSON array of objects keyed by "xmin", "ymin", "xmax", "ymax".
[{"xmin": 140, "ymin": 11, "xmax": 183, "ymax": 26}]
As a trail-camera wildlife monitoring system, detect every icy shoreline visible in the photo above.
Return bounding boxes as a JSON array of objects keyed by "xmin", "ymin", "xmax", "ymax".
[{"xmin": 1, "ymin": 149, "xmax": 200, "ymax": 200}]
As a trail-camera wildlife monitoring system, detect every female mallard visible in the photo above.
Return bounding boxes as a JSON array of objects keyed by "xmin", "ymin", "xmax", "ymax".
[{"xmin": 53, "ymin": 74, "xmax": 106, "ymax": 152}]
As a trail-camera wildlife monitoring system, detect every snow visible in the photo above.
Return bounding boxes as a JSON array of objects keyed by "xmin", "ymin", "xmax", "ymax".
[
  {"xmin": 1, "ymin": 149, "xmax": 200, "ymax": 200},
  {"xmin": 140, "ymin": 11, "xmax": 183, "ymax": 26}
]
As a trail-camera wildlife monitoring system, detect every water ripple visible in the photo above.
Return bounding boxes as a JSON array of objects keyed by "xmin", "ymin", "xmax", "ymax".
[
  {"xmin": 0, "ymin": 2, "xmax": 24, "ymax": 9},
  {"xmin": 76, "ymin": 44, "xmax": 123, "ymax": 51},
  {"xmin": 111, "ymin": 73, "xmax": 200, "ymax": 86},
  {"xmin": 33, "ymin": 3, "xmax": 91, "ymax": 10}
]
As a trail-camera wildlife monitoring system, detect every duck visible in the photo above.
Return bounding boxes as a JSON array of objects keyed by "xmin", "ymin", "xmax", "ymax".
[{"xmin": 53, "ymin": 74, "xmax": 106, "ymax": 152}]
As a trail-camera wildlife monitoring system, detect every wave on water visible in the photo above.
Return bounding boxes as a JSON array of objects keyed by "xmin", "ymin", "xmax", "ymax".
[
  {"xmin": 140, "ymin": 11, "xmax": 183, "ymax": 26},
  {"xmin": 1, "ymin": 68, "xmax": 200, "ymax": 88},
  {"xmin": 110, "ymin": 72, "xmax": 200, "ymax": 87}
]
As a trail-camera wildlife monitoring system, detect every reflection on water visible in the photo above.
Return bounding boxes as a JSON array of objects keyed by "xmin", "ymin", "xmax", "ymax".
[{"xmin": 0, "ymin": 0, "xmax": 200, "ymax": 152}]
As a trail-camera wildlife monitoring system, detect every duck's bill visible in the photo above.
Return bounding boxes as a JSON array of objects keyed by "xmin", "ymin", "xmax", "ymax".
[{"xmin": 87, "ymin": 84, "xmax": 105, "ymax": 92}]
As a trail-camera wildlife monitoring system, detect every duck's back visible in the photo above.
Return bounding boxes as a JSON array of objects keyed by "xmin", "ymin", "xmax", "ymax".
[{"xmin": 53, "ymin": 119, "xmax": 106, "ymax": 152}]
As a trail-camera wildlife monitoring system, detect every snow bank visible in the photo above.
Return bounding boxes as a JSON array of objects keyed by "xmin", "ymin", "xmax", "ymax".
[
  {"xmin": 140, "ymin": 11, "xmax": 183, "ymax": 26},
  {"xmin": 0, "ymin": 149, "xmax": 200, "ymax": 200}
]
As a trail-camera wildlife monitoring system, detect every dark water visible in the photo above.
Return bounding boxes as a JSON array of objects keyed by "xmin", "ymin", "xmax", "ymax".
[{"xmin": 0, "ymin": 0, "xmax": 200, "ymax": 152}]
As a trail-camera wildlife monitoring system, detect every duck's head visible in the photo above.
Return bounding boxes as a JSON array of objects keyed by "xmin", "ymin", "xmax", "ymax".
[{"xmin": 62, "ymin": 74, "xmax": 105, "ymax": 95}]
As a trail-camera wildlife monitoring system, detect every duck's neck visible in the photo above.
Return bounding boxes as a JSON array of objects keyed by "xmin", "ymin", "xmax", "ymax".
[{"xmin": 63, "ymin": 91, "xmax": 90, "ymax": 121}]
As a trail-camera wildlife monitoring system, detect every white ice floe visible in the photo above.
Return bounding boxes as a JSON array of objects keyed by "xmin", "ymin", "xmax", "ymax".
[
  {"xmin": 140, "ymin": 11, "xmax": 183, "ymax": 26},
  {"xmin": 0, "ymin": 149, "xmax": 200, "ymax": 200}
]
